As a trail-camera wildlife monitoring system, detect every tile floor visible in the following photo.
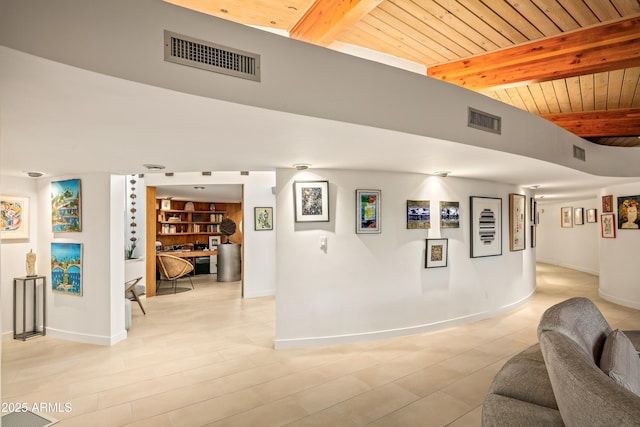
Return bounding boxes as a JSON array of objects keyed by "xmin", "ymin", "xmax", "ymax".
[{"xmin": 3, "ymin": 263, "xmax": 640, "ymax": 426}]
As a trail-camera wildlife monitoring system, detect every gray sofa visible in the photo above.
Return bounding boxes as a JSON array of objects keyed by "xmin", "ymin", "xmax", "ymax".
[{"xmin": 482, "ymin": 297, "xmax": 640, "ymax": 426}]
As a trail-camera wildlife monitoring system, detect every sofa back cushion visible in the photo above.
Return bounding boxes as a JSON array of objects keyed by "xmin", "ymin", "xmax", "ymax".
[{"xmin": 600, "ymin": 329, "xmax": 640, "ymax": 396}]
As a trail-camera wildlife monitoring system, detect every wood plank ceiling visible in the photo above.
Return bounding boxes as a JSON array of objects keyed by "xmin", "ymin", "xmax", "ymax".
[{"xmin": 167, "ymin": 0, "xmax": 640, "ymax": 147}]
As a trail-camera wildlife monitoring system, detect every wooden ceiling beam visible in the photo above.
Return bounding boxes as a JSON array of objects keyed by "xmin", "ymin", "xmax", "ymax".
[
  {"xmin": 427, "ymin": 17, "xmax": 640, "ymax": 90},
  {"xmin": 290, "ymin": 0, "xmax": 383, "ymax": 46},
  {"xmin": 541, "ymin": 109, "xmax": 640, "ymax": 137}
]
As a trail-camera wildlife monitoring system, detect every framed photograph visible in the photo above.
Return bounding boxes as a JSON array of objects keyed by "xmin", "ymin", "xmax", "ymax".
[
  {"xmin": 561, "ymin": 207, "xmax": 573, "ymax": 228},
  {"xmin": 574, "ymin": 207, "xmax": 584, "ymax": 225},
  {"xmin": 531, "ymin": 225, "xmax": 537, "ymax": 248},
  {"xmin": 440, "ymin": 201, "xmax": 460, "ymax": 228},
  {"xmin": 161, "ymin": 199, "xmax": 171, "ymax": 210},
  {"xmin": 601, "ymin": 214, "xmax": 616, "ymax": 238},
  {"xmin": 602, "ymin": 195, "xmax": 613, "ymax": 213},
  {"xmin": 530, "ymin": 197, "xmax": 537, "ymax": 224},
  {"xmin": 356, "ymin": 190, "xmax": 381, "ymax": 234},
  {"xmin": 1, "ymin": 196, "xmax": 29, "ymax": 240},
  {"xmin": 509, "ymin": 193, "xmax": 526, "ymax": 251},
  {"xmin": 208, "ymin": 235, "xmax": 221, "ymax": 250},
  {"xmin": 294, "ymin": 181, "xmax": 329, "ymax": 222},
  {"xmin": 51, "ymin": 242, "xmax": 83, "ymax": 296},
  {"xmin": 586, "ymin": 208, "xmax": 597, "ymax": 223},
  {"xmin": 407, "ymin": 200, "xmax": 430, "ymax": 229},
  {"xmin": 618, "ymin": 195, "xmax": 640, "ymax": 229},
  {"xmin": 425, "ymin": 238, "xmax": 448, "ymax": 268},
  {"xmin": 470, "ymin": 196, "xmax": 502, "ymax": 258},
  {"xmin": 254, "ymin": 207, "xmax": 273, "ymax": 231},
  {"xmin": 51, "ymin": 179, "xmax": 82, "ymax": 232}
]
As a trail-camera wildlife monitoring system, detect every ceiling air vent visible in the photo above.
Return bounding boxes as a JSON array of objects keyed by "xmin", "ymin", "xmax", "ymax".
[
  {"xmin": 573, "ymin": 145, "xmax": 586, "ymax": 161},
  {"xmin": 164, "ymin": 30, "xmax": 260, "ymax": 82},
  {"xmin": 468, "ymin": 107, "xmax": 501, "ymax": 135}
]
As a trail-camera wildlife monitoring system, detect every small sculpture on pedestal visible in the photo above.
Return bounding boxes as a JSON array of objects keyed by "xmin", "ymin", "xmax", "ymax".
[{"xmin": 26, "ymin": 249, "xmax": 36, "ymax": 277}]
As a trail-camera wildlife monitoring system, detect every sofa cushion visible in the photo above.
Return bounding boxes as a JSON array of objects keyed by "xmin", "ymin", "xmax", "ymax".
[
  {"xmin": 482, "ymin": 394, "xmax": 563, "ymax": 427},
  {"xmin": 600, "ymin": 329, "xmax": 640, "ymax": 396}
]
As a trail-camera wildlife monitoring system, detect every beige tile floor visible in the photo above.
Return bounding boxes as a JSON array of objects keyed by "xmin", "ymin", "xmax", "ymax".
[{"xmin": 3, "ymin": 263, "xmax": 640, "ymax": 426}]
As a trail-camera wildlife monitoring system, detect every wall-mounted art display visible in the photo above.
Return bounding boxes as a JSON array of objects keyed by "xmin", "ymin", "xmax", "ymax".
[
  {"xmin": 602, "ymin": 195, "xmax": 613, "ymax": 213},
  {"xmin": 161, "ymin": 199, "xmax": 171, "ymax": 210},
  {"xmin": 618, "ymin": 195, "xmax": 640, "ymax": 229},
  {"xmin": 356, "ymin": 189, "xmax": 380, "ymax": 234},
  {"xmin": 0, "ymin": 196, "xmax": 29, "ymax": 240},
  {"xmin": 574, "ymin": 207, "xmax": 584, "ymax": 225},
  {"xmin": 294, "ymin": 180, "xmax": 329, "ymax": 222},
  {"xmin": 254, "ymin": 207, "xmax": 273, "ymax": 231},
  {"xmin": 509, "ymin": 193, "xmax": 526, "ymax": 251},
  {"xmin": 470, "ymin": 196, "xmax": 502, "ymax": 258},
  {"xmin": 561, "ymin": 207, "xmax": 573, "ymax": 228},
  {"xmin": 51, "ymin": 179, "xmax": 81, "ymax": 232},
  {"xmin": 531, "ymin": 225, "xmax": 536, "ymax": 248},
  {"xmin": 407, "ymin": 200, "xmax": 430, "ymax": 229},
  {"xmin": 440, "ymin": 201, "xmax": 460, "ymax": 228},
  {"xmin": 586, "ymin": 208, "xmax": 597, "ymax": 223},
  {"xmin": 425, "ymin": 238, "xmax": 448, "ymax": 268},
  {"xmin": 601, "ymin": 214, "xmax": 616, "ymax": 238},
  {"xmin": 530, "ymin": 197, "xmax": 537, "ymax": 224},
  {"xmin": 51, "ymin": 242, "xmax": 82, "ymax": 296},
  {"xmin": 208, "ymin": 235, "xmax": 221, "ymax": 250}
]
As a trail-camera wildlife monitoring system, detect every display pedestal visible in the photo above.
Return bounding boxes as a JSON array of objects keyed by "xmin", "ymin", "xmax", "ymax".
[
  {"xmin": 217, "ymin": 244, "xmax": 241, "ymax": 282},
  {"xmin": 13, "ymin": 276, "xmax": 46, "ymax": 341}
]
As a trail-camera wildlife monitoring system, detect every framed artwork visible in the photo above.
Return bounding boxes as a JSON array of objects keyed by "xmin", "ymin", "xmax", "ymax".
[
  {"xmin": 0, "ymin": 196, "xmax": 29, "ymax": 240},
  {"xmin": 440, "ymin": 201, "xmax": 460, "ymax": 228},
  {"xmin": 294, "ymin": 181, "xmax": 329, "ymax": 222},
  {"xmin": 602, "ymin": 195, "xmax": 613, "ymax": 213},
  {"xmin": 601, "ymin": 214, "xmax": 616, "ymax": 238},
  {"xmin": 586, "ymin": 208, "xmax": 597, "ymax": 223},
  {"xmin": 531, "ymin": 225, "xmax": 537, "ymax": 248},
  {"xmin": 509, "ymin": 193, "xmax": 526, "ymax": 251},
  {"xmin": 254, "ymin": 207, "xmax": 273, "ymax": 231},
  {"xmin": 470, "ymin": 196, "xmax": 502, "ymax": 258},
  {"xmin": 617, "ymin": 195, "xmax": 640, "ymax": 229},
  {"xmin": 425, "ymin": 238, "xmax": 448, "ymax": 268},
  {"xmin": 530, "ymin": 197, "xmax": 537, "ymax": 224},
  {"xmin": 407, "ymin": 200, "xmax": 430, "ymax": 229},
  {"xmin": 574, "ymin": 208, "xmax": 584, "ymax": 225},
  {"xmin": 51, "ymin": 242, "xmax": 83, "ymax": 296},
  {"xmin": 160, "ymin": 199, "xmax": 171, "ymax": 210},
  {"xmin": 561, "ymin": 207, "xmax": 573, "ymax": 228},
  {"xmin": 356, "ymin": 190, "xmax": 381, "ymax": 234},
  {"xmin": 51, "ymin": 179, "xmax": 82, "ymax": 232},
  {"xmin": 208, "ymin": 235, "xmax": 221, "ymax": 250}
]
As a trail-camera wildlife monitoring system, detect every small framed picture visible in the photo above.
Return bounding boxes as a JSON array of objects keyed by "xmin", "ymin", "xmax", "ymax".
[
  {"xmin": 425, "ymin": 238, "xmax": 448, "ymax": 268},
  {"xmin": 356, "ymin": 190, "xmax": 381, "ymax": 234},
  {"xmin": 561, "ymin": 207, "xmax": 573, "ymax": 228},
  {"xmin": 407, "ymin": 200, "xmax": 430, "ymax": 229},
  {"xmin": 602, "ymin": 195, "xmax": 613, "ymax": 213},
  {"xmin": 574, "ymin": 207, "xmax": 584, "ymax": 225},
  {"xmin": 254, "ymin": 207, "xmax": 273, "ymax": 231},
  {"xmin": 1, "ymin": 196, "xmax": 29, "ymax": 240},
  {"xmin": 586, "ymin": 208, "xmax": 597, "ymax": 223},
  {"xmin": 440, "ymin": 201, "xmax": 460, "ymax": 228},
  {"xmin": 294, "ymin": 181, "xmax": 329, "ymax": 222},
  {"xmin": 161, "ymin": 199, "xmax": 171, "ymax": 210},
  {"xmin": 208, "ymin": 235, "xmax": 221, "ymax": 250},
  {"xmin": 509, "ymin": 193, "xmax": 526, "ymax": 251},
  {"xmin": 601, "ymin": 214, "xmax": 616, "ymax": 238}
]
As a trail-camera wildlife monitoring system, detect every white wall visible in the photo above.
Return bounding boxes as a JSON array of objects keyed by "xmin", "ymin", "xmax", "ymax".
[
  {"xmin": 275, "ymin": 169, "xmax": 536, "ymax": 348},
  {"xmin": 536, "ymin": 197, "xmax": 600, "ymax": 275},
  {"xmin": 599, "ymin": 182, "xmax": 640, "ymax": 309},
  {"xmin": 145, "ymin": 171, "xmax": 276, "ymax": 298}
]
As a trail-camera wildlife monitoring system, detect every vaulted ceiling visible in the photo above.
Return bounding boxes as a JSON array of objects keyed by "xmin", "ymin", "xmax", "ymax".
[{"xmin": 166, "ymin": 0, "xmax": 640, "ymax": 147}]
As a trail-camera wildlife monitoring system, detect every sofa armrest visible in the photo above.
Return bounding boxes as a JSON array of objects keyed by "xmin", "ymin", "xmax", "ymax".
[
  {"xmin": 482, "ymin": 394, "xmax": 563, "ymax": 427},
  {"xmin": 622, "ymin": 330, "xmax": 640, "ymax": 351}
]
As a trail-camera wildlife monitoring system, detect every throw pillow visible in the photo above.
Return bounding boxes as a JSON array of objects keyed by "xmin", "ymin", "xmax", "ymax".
[{"xmin": 600, "ymin": 329, "xmax": 640, "ymax": 396}]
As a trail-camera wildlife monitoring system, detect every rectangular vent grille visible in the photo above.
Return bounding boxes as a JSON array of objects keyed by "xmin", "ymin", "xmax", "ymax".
[
  {"xmin": 164, "ymin": 30, "xmax": 260, "ymax": 82},
  {"xmin": 468, "ymin": 107, "xmax": 501, "ymax": 134},
  {"xmin": 573, "ymin": 145, "xmax": 586, "ymax": 161}
]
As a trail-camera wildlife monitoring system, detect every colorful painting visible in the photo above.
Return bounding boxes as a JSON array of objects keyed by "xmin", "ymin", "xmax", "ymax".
[
  {"xmin": 440, "ymin": 201, "xmax": 460, "ymax": 228},
  {"xmin": 407, "ymin": 200, "xmax": 430, "ymax": 229},
  {"xmin": 0, "ymin": 196, "xmax": 29, "ymax": 240},
  {"xmin": 509, "ymin": 193, "xmax": 526, "ymax": 251},
  {"xmin": 618, "ymin": 195, "xmax": 640, "ymax": 229},
  {"xmin": 51, "ymin": 242, "xmax": 83, "ymax": 296},
  {"xmin": 356, "ymin": 190, "xmax": 381, "ymax": 234},
  {"xmin": 470, "ymin": 196, "xmax": 502, "ymax": 258},
  {"xmin": 51, "ymin": 179, "xmax": 81, "ymax": 232},
  {"xmin": 602, "ymin": 195, "xmax": 613, "ymax": 213},
  {"xmin": 254, "ymin": 207, "xmax": 273, "ymax": 231},
  {"xmin": 294, "ymin": 181, "xmax": 329, "ymax": 222},
  {"xmin": 601, "ymin": 213, "xmax": 616, "ymax": 238}
]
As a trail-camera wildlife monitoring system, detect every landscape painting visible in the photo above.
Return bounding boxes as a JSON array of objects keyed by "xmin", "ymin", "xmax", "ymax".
[
  {"xmin": 52, "ymin": 179, "xmax": 82, "ymax": 232},
  {"xmin": 51, "ymin": 242, "xmax": 83, "ymax": 296}
]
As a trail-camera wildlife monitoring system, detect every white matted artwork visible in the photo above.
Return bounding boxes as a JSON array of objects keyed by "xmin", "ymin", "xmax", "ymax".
[
  {"xmin": 425, "ymin": 238, "xmax": 448, "ymax": 268},
  {"xmin": 509, "ymin": 193, "xmax": 526, "ymax": 251},
  {"xmin": 470, "ymin": 196, "xmax": 502, "ymax": 258},
  {"xmin": 1, "ymin": 196, "xmax": 29, "ymax": 240},
  {"xmin": 294, "ymin": 180, "xmax": 329, "ymax": 222},
  {"xmin": 208, "ymin": 235, "xmax": 221, "ymax": 250}
]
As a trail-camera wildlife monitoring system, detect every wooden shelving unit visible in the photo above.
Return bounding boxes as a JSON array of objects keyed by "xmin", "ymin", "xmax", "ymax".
[{"xmin": 156, "ymin": 200, "xmax": 226, "ymax": 248}]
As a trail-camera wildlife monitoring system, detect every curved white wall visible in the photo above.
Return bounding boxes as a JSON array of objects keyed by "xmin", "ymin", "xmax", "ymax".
[{"xmin": 275, "ymin": 169, "xmax": 536, "ymax": 348}]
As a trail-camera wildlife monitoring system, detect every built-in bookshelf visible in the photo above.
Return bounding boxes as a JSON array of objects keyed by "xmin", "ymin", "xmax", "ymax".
[{"xmin": 156, "ymin": 199, "xmax": 227, "ymax": 248}]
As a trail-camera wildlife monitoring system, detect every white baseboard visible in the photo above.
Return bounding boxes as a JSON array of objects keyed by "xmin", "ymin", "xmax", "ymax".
[
  {"xmin": 536, "ymin": 258, "xmax": 599, "ymax": 276},
  {"xmin": 243, "ymin": 289, "xmax": 275, "ymax": 298},
  {"xmin": 45, "ymin": 327, "xmax": 127, "ymax": 346}
]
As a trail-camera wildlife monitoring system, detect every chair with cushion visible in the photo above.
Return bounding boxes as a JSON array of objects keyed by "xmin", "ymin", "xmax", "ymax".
[{"xmin": 156, "ymin": 254, "xmax": 194, "ymax": 293}]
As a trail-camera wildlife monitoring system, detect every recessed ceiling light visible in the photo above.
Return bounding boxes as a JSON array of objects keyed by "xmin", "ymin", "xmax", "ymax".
[
  {"xmin": 194, "ymin": 186, "xmax": 205, "ymax": 190},
  {"xmin": 528, "ymin": 185, "xmax": 540, "ymax": 189},
  {"xmin": 142, "ymin": 163, "xmax": 165, "ymax": 171},
  {"xmin": 431, "ymin": 170, "xmax": 450, "ymax": 177},
  {"xmin": 293, "ymin": 163, "xmax": 311, "ymax": 170},
  {"xmin": 26, "ymin": 171, "xmax": 44, "ymax": 178}
]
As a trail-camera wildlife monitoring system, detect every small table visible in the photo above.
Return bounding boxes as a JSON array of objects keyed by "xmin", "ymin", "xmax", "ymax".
[{"xmin": 13, "ymin": 276, "xmax": 46, "ymax": 341}]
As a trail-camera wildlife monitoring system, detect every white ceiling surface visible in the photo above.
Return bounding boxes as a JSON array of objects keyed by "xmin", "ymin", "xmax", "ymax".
[
  {"xmin": 1, "ymin": 46, "xmax": 636, "ymax": 202},
  {"xmin": 155, "ymin": 184, "xmax": 242, "ymax": 202}
]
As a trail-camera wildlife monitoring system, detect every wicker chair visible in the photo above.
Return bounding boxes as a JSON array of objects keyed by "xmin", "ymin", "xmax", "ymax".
[{"xmin": 156, "ymin": 254, "xmax": 194, "ymax": 293}]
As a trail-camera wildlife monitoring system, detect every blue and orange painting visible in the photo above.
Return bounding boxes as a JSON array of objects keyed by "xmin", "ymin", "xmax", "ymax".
[
  {"xmin": 52, "ymin": 179, "xmax": 81, "ymax": 232},
  {"xmin": 51, "ymin": 242, "xmax": 82, "ymax": 296}
]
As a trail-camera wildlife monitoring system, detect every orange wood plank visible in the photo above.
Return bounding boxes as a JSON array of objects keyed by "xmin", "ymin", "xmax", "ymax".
[{"xmin": 541, "ymin": 108, "xmax": 640, "ymax": 137}]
